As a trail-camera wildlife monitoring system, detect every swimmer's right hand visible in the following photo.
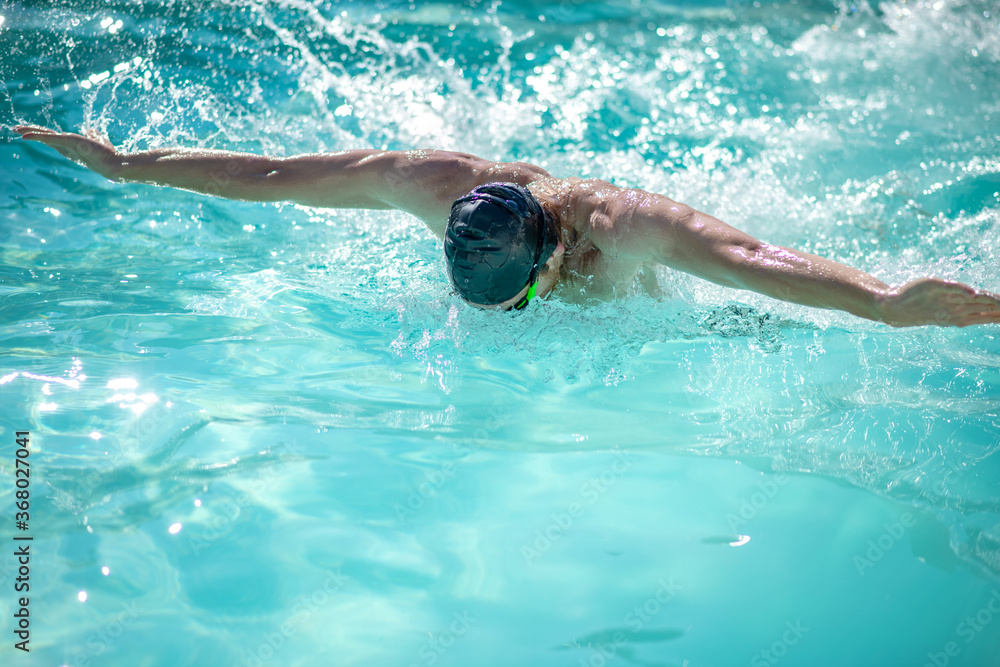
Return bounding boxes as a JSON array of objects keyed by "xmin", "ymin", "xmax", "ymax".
[
  {"xmin": 14, "ymin": 125, "xmax": 121, "ymax": 180},
  {"xmin": 876, "ymin": 277, "xmax": 1000, "ymax": 327}
]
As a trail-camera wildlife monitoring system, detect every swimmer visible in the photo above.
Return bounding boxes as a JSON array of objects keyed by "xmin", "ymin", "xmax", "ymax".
[{"xmin": 13, "ymin": 124, "xmax": 1000, "ymax": 327}]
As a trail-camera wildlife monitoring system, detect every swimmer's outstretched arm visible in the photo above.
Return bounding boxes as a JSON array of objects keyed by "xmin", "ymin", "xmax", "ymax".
[
  {"xmin": 12, "ymin": 125, "xmax": 549, "ymax": 238},
  {"xmin": 593, "ymin": 186, "xmax": 1000, "ymax": 327}
]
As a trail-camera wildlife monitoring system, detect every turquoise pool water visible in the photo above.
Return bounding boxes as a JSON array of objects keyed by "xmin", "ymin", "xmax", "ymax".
[{"xmin": 2, "ymin": 0, "xmax": 1000, "ymax": 664}]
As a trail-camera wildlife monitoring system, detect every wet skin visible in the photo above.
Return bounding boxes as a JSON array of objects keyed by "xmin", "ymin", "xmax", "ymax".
[{"xmin": 14, "ymin": 124, "xmax": 1000, "ymax": 327}]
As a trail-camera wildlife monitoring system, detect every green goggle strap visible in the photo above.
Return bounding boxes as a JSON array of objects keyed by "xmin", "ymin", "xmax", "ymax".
[{"xmin": 512, "ymin": 281, "xmax": 538, "ymax": 310}]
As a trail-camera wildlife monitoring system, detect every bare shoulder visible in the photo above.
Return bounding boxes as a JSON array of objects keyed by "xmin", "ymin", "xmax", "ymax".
[
  {"xmin": 373, "ymin": 151, "xmax": 551, "ymax": 237},
  {"xmin": 482, "ymin": 159, "xmax": 552, "ymax": 185},
  {"xmin": 528, "ymin": 177, "xmax": 620, "ymax": 224},
  {"xmin": 531, "ymin": 178, "xmax": 684, "ymax": 239},
  {"xmin": 538, "ymin": 179, "xmax": 702, "ymax": 262},
  {"xmin": 391, "ymin": 150, "xmax": 551, "ymax": 195}
]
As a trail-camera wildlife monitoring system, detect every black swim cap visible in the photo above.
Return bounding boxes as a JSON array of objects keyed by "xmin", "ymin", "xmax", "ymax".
[{"xmin": 444, "ymin": 182, "xmax": 559, "ymax": 305}]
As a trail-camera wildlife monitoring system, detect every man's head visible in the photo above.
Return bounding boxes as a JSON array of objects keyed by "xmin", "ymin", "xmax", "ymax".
[{"xmin": 444, "ymin": 182, "xmax": 560, "ymax": 309}]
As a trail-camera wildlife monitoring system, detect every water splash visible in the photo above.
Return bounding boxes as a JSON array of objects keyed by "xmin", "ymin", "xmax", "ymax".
[{"xmin": 4, "ymin": 0, "xmax": 999, "ymax": 579}]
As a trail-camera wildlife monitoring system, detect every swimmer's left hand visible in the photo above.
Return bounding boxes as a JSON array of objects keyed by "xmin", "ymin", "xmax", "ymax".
[
  {"xmin": 13, "ymin": 124, "xmax": 121, "ymax": 179},
  {"xmin": 876, "ymin": 278, "xmax": 1000, "ymax": 327}
]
